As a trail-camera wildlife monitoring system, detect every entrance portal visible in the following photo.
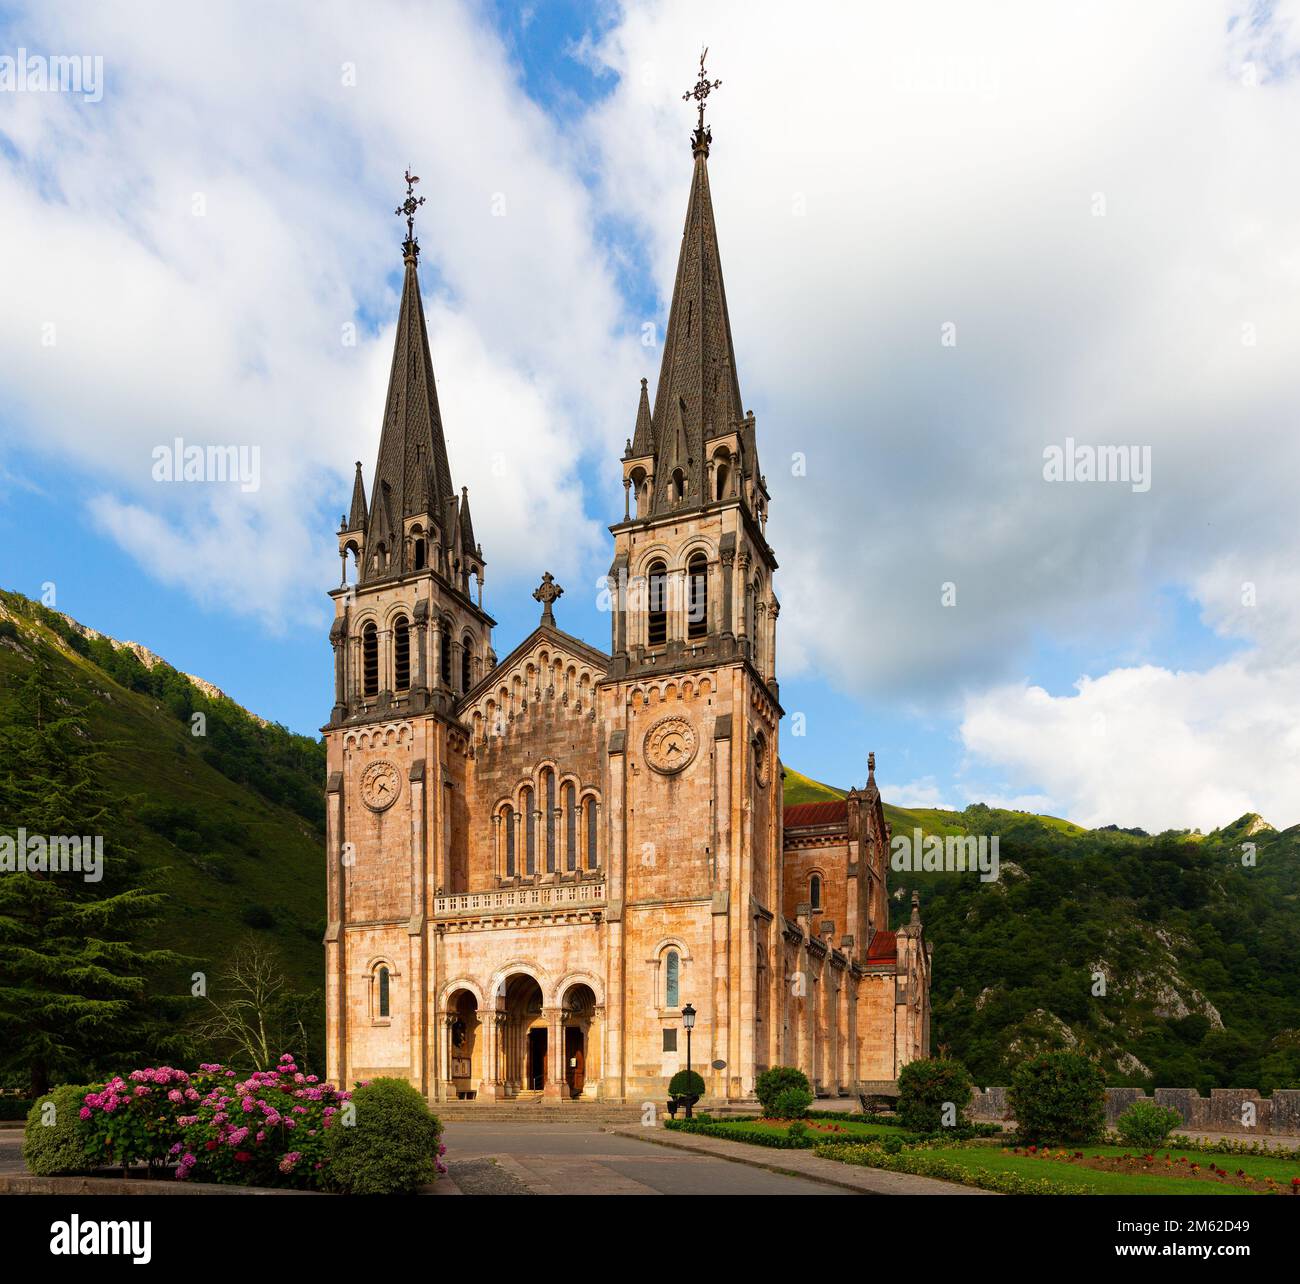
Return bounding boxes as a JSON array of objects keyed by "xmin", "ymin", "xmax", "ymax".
[{"xmin": 527, "ymin": 1027, "xmax": 547, "ymax": 1091}]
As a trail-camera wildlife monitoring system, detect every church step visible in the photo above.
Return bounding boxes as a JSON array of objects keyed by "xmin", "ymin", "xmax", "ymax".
[{"xmin": 433, "ymin": 1101, "xmax": 645, "ymax": 1123}]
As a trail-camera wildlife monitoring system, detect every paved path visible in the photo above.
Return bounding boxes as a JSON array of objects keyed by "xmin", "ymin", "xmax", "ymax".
[
  {"xmin": 608, "ymin": 1125, "xmax": 995, "ymax": 1195},
  {"xmin": 0, "ymin": 1131, "xmax": 25, "ymax": 1176},
  {"xmin": 442, "ymin": 1122, "xmax": 844, "ymax": 1195}
]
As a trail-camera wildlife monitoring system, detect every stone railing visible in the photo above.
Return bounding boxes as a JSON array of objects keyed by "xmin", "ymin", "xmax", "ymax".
[
  {"xmin": 970, "ymin": 1086, "xmax": 1300, "ymax": 1137},
  {"xmin": 433, "ymin": 881, "xmax": 606, "ymax": 919}
]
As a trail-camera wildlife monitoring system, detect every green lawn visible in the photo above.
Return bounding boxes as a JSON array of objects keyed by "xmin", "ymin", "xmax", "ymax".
[{"xmin": 875, "ymin": 1144, "xmax": 1300, "ymax": 1196}]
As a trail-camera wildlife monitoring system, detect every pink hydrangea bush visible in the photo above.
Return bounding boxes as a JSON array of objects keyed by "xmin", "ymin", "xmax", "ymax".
[{"xmin": 79, "ymin": 1055, "xmax": 352, "ymax": 1189}]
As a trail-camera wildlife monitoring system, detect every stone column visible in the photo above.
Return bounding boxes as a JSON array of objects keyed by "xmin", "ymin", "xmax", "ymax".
[
  {"xmin": 442, "ymin": 1013, "xmax": 456, "ymax": 1101},
  {"xmin": 545, "ymin": 1007, "xmax": 566, "ymax": 1099}
]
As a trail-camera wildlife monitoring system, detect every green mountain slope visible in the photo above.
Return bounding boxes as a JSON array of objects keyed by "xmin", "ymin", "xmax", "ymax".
[
  {"xmin": 783, "ymin": 765, "xmax": 1300, "ymax": 1091},
  {"xmin": 0, "ymin": 591, "xmax": 326, "ymax": 999}
]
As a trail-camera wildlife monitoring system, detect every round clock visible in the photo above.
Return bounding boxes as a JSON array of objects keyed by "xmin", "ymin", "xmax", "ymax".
[
  {"xmin": 360, "ymin": 760, "xmax": 402, "ymax": 811},
  {"xmin": 643, "ymin": 715, "xmax": 699, "ymax": 775}
]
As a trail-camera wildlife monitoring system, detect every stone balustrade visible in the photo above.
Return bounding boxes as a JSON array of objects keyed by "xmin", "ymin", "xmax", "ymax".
[{"xmin": 433, "ymin": 881, "xmax": 607, "ymax": 919}]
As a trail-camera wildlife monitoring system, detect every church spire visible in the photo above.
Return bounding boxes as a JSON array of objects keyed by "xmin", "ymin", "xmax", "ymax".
[
  {"xmin": 363, "ymin": 170, "xmax": 460, "ymax": 581},
  {"xmin": 630, "ymin": 377, "xmax": 654, "ymax": 457},
  {"xmin": 347, "ymin": 460, "xmax": 367, "ymax": 530},
  {"xmin": 647, "ymin": 50, "xmax": 747, "ymax": 517}
]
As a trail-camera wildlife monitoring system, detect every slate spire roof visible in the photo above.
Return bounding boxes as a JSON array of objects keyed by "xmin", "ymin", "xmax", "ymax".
[
  {"xmin": 370, "ymin": 252, "xmax": 456, "ymax": 535},
  {"xmin": 349, "ymin": 190, "xmax": 493, "ymax": 587},
  {"xmin": 641, "ymin": 116, "xmax": 755, "ymax": 517},
  {"xmin": 630, "ymin": 377, "xmax": 654, "ymax": 457}
]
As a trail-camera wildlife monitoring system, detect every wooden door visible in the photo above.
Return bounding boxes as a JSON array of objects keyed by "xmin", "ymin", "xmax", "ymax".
[{"xmin": 565, "ymin": 1027, "xmax": 585, "ymax": 1097}]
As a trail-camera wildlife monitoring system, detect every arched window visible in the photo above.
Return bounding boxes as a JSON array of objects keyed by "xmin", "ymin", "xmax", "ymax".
[
  {"xmin": 377, "ymin": 965, "xmax": 390, "ymax": 1019},
  {"xmin": 665, "ymin": 950, "xmax": 680, "ymax": 1008},
  {"xmin": 586, "ymin": 797, "xmax": 598, "ymax": 870},
  {"xmin": 523, "ymin": 786, "xmax": 536, "ymax": 876},
  {"xmin": 687, "ymin": 554, "xmax": 708, "ymax": 640},
  {"xmin": 393, "ymin": 616, "xmax": 410, "ymax": 691},
  {"xmin": 504, "ymin": 806, "xmax": 516, "ymax": 877},
  {"xmin": 715, "ymin": 462, "xmax": 729, "ymax": 501},
  {"xmin": 565, "ymin": 783, "xmax": 576, "ymax": 872},
  {"xmin": 810, "ymin": 874, "xmax": 822, "ymax": 911},
  {"xmin": 647, "ymin": 561, "xmax": 668, "ymax": 647},
  {"xmin": 362, "ymin": 623, "xmax": 378, "ymax": 697},
  {"xmin": 544, "ymin": 769, "xmax": 556, "ymax": 873},
  {"xmin": 414, "ymin": 538, "xmax": 426, "ymax": 570},
  {"xmin": 671, "ymin": 468, "xmax": 685, "ymax": 501},
  {"xmin": 461, "ymin": 636, "xmax": 472, "ymax": 693},
  {"xmin": 439, "ymin": 625, "xmax": 451, "ymax": 686}
]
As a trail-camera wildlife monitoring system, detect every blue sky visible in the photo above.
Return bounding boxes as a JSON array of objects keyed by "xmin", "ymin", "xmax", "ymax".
[{"xmin": 2, "ymin": 1, "xmax": 1299, "ymax": 831}]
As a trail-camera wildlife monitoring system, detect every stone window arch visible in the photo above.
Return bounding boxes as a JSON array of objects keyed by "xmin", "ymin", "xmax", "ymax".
[
  {"xmin": 368, "ymin": 957, "xmax": 398, "ymax": 1024},
  {"xmin": 687, "ymin": 553, "xmax": 708, "ymax": 640},
  {"xmin": 393, "ymin": 615, "xmax": 410, "ymax": 691},
  {"xmin": 665, "ymin": 949, "xmax": 681, "ymax": 1007},
  {"xmin": 460, "ymin": 633, "xmax": 473, "ymax": 694},
  {"xmin": 361, "ymin": 622, "xmax": 379, "ymax": 697},
  {"xmin": 522, "ymin": 785, "xmax": 536, "ymax": 876},
  {"xmin": 647, "ymin": 560, "xmax": 668, "ymax": 647}
]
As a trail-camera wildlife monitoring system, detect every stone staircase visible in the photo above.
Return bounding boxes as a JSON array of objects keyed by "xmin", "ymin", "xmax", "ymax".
[{"xmin": 434, "ymin": 1099, "xmax": 647, "ymax": 1124}]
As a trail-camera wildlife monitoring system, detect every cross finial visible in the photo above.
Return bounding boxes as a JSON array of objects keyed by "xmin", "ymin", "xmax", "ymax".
[
  {"xmin": 533, "ymin": 571, "xmax": 564, "ymax": 626},
  {"xmin": 395, "ymin": 168, "xmax": 425, "ymax": 264},
  {"xmin": 683, "ymin": 46, "xmax": 721, "ymax": 156}
]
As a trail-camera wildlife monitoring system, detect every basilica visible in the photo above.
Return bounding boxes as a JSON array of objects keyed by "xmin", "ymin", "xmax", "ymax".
[{"xmin": 322, "ymin": 85, "xmax": 931, "ymax": 1104}]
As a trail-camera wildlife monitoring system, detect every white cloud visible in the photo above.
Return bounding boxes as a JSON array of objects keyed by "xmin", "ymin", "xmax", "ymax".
[
  {"xmin": 580, "ymin": 0, "xmax": 1300, "ymax": 826},
  {"xmin": 0, "ymin": 0, "xmax": 640, "ymax": 627},
  {"xmin": 960, "ymin": 659, "xmax": 1300, "ymax": 831}
]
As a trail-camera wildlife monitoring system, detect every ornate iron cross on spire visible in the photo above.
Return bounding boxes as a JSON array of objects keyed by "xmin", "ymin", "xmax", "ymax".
[
  {"xmin": 395, "ymin": 168, "xmax": 425, "ymax": 264},
  {"xmin": 533, "ymin": 571, "xmax": 564, "ymax": 627},
  {"xmin": 683, "ymin": 45, "xmax": 721, "ymax": 150}
]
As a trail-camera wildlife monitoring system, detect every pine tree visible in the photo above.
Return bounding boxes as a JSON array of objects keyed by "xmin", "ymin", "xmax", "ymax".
[{"xmin": 0, "ymin": 657, "xmax": 178, "ymax": 1094}]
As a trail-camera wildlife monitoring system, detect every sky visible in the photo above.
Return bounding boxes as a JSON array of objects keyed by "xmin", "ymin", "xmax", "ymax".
[{"xmin": 2, "ymin": 0, "xmax": 1299, "ymax": 833}]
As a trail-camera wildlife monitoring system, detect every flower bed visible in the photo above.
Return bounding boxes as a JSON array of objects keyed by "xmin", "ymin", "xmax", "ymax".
[
  {"xmin": 48, "ymin": 1055, "xmax": 445, "ymax": 1192},
  {"xmin": 1006, "ymin": 1145, "xmax": 1300, "ymax": 1194},
  {"xmin": 79, "ymin": 1055, "xmax": 349, "ymax": 1188}
]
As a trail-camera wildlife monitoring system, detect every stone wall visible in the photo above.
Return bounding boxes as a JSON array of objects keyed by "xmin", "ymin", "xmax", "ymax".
[{"xmin": 969, "ymin": 1086, "xmax": 1300, "ymax": 1136}]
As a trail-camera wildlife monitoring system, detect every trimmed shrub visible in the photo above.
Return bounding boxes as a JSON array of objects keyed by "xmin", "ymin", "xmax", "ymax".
[
  {"xmin": 897, "ymin": 1057, "xmax": 973, "ymax": 1133},
  {"xmin": 668, "ymin": 1070, "xmax": 705, "ymax": 1100},
  {"xmin": 23, "ymin": 1085, "xmax": 92, "ymax": 1176},
  {"xmin": 1116, "ymin": 1101, "xmax": 1183, "ymax": 1150},
  {"xmin": 770, "ymin": 1086, "xmax": 814, "ymax": 1119},
  {"xmin": 1009, "ymin": 1051, "xmax": 1106, "ymax": 1145},
  {"xmin": 325, "ymin": 1078, "xmax": 443, "ymax": 1195},
  {"xmin": 755, "ymin": 1066, "xmax": 811, "ymax": 1114}
]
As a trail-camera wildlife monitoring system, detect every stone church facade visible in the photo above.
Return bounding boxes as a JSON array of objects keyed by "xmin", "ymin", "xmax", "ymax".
[{"xmin": 323, "ymin": 117, "xmax": 931, "ymax": 1104}]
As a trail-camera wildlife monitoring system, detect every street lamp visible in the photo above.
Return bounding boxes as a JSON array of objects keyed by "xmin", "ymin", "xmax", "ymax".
[{"xmin": 682, "ymin": 1003, "xmax": 697, "ymax": 1119}]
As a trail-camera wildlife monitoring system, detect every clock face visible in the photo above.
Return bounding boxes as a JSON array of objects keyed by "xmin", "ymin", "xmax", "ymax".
[
  {"xmin": 644, "ymin": 715, "xmax": 698, "ymax": 775},
  {"xmin": 360, "ymin": 760, "xmax": 402, "ymax": 811}
]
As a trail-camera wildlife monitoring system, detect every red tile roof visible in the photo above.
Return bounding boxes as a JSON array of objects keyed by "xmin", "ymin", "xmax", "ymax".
[
  {"xmin": 783, "ymin": 799, "xmax": 848, "ymax": 828},
  {"xmin": 865, "ymin": 929, "xmax": 897, "ymax": 961}
]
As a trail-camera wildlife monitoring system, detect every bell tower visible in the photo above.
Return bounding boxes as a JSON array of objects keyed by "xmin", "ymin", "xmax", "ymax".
[
  {"xmin": 599, "ymin": 54, "xmax": 782, "ymax": 1100},
  {"xmin": 323, "ymin": 171, "xmax": 495, "ymax": 1093}
]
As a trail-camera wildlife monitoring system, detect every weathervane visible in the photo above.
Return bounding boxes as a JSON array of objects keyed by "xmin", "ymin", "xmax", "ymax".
[
  {"xmin": 683, "ymin": 46, "xmax": 721, "ymax": 154},
  {"xmin": 395, "ymin": 168, "xmax": 425, "ymax": 263}
]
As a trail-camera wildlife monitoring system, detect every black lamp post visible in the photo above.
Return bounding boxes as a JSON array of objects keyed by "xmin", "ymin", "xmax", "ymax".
[{"xmin": 681, "ymin": 1003, "xmax": 696, "ymax": 1119}]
